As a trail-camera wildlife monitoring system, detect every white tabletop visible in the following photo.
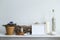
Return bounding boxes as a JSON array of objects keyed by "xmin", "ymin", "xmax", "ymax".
[{"xmin": 0, "ymin": 34, "xmax": 60, "ymax": 37}]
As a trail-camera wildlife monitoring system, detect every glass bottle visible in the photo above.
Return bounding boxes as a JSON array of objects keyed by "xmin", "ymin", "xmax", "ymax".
[{"xmin": 52, "ymin": 9, "xmax": 56, "ymax": 34}]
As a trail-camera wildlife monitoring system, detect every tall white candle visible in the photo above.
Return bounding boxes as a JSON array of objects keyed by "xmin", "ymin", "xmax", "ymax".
[{"xmin": 45, "ymin": 21, "xmax": 51, "ymax": 34}]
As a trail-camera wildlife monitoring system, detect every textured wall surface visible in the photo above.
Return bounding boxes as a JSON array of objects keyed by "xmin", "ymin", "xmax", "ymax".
[
  {"xmin": 0, "ymin": 37, "xmax": 60, "ymax": 40},
  {"xmin": 0, "ymin": 0, "xmax": 60, "ymax": 34}
]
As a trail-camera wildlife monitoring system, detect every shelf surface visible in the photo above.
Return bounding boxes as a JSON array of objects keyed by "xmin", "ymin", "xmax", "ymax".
[{"xmin": 0, "ymin": 34, "xmax": 60, "ymax": 37}]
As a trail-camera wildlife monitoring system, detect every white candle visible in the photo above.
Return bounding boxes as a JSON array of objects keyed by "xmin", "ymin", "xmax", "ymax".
[
  {"xmin": 21, "ymin": 27, "xmax": 23, "ymax": 32},
  {"xmin": 45, "ymin": 21, "xmax": 51, "ymax": 34}
]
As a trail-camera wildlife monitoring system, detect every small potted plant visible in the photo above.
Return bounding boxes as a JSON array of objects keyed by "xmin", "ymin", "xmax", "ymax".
[
  {"xmin": 3, "ymin": 21, "xmax": 16, "ymax": 35},
  {"xmin": 15, "ymin": 25, "xmax": 25, "ymax": 35}
]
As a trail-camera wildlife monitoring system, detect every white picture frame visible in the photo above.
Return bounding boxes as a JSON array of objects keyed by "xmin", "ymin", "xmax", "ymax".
[{"xmin": 32, "ymin": 24, "xmax": 45, "ymax": 35}]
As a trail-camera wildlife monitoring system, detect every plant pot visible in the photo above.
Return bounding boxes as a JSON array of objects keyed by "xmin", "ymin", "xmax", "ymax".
[
  {"xmin": 16, "ymin": 32, "xmax": 24, "ymax": 35},
  {"xmin": 5, "ymin": 26, "xmax": 15, "ymax": 35},
  {"xmin": 3, "ymin": 21, "xmax": 16, "ymax": 35}
]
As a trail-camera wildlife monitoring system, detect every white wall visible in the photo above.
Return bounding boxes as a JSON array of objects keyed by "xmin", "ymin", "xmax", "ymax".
[{"xmin": 0, "ymin": 0, "xmax": 60, "ymax": 34}]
